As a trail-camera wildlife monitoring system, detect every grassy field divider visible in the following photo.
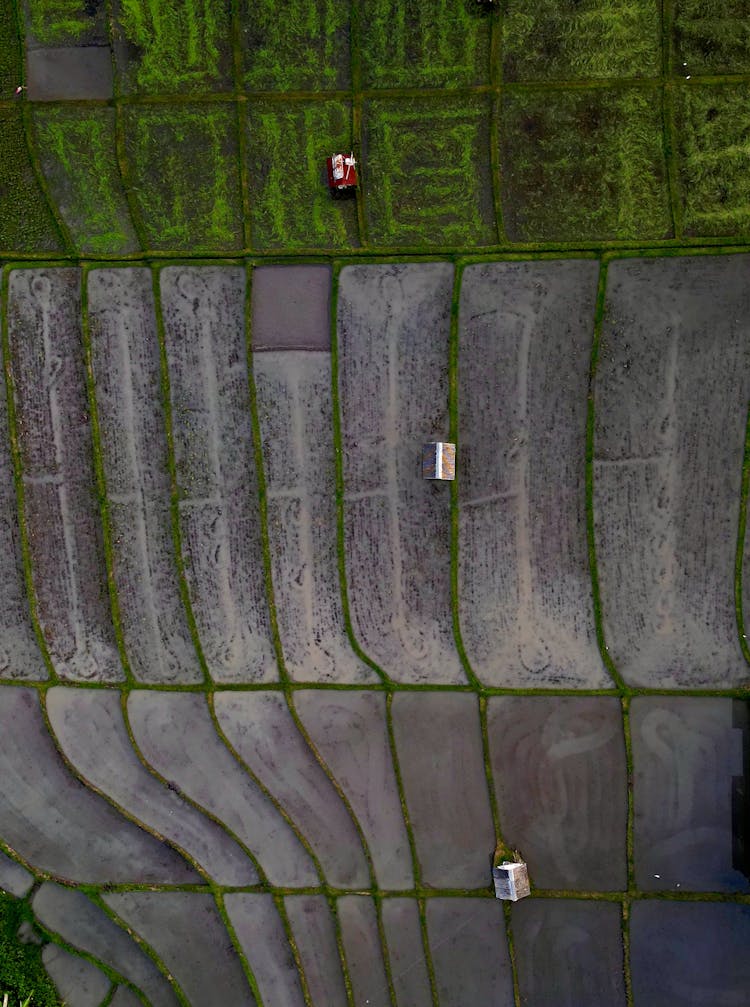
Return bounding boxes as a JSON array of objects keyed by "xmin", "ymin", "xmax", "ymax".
[
  {"xmin": 733, "ymin": 404, "xmax": 750, "ymax": 666},
  {"xmin": 585, "ymin": 259, "xmax": 628, "ymax": 693},
  {"xmin": 0, "ymin": 265, "xmax": 58, "ymax": 684},
  {"xmin": 213, "ymin": 891, "xmax": 266, "ymax": 1007},
  {"xmin": 90, "ymin": 894, "xmax": 191, "ymax": 1007},
  {"xmin": 117, "ymin": 692, "xmax": 270, "ymax": 886},
  {"xmin": 447, "ymin": 259, "xmax": 484, "ymax": 692},
  {"xmin": 80, "ymin": 265, "xmax": 135, "ymax": 686},
  {"xmin": 150, "ymin": 266, "xmax": 212, "ymax": 688}
]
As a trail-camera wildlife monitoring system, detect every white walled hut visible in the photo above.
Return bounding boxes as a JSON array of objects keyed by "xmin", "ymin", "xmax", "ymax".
[
  {"xmin": 492, "ymin": 861, "xmax": 530, "ymax": 902},
  {"xmin": 422, "ymin": 441, "xmax": 456, "ymax": 481}
]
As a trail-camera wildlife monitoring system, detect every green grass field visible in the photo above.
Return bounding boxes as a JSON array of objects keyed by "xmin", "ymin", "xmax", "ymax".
[
  {"xmin": 359, "ymin": 0, "xmax": 491, "ymax": 88},
  {"xmin": 0, "ymin": 894, "xmax": 58, "ymax": 1007},
  {"xmin": 500, "ymin": 86, "xmax": 672, "ymax": 241},
  {"xmin": 502, "ymin": 0, "xmax": 661, "ymax": 81},
  {"xmin": 363, "ymin": 95, "xmax": 497, "ymax": 246},
  {"xmin": 240, "ymin": 0, "xmax": 350, "ymax": 91},
  {"xmin": 245, "ymin": 99, "xmax": 359, "ymax": 249},
  {"xmin": 672, "ymin": 0, "xmax": 750, "ymax": 76},
  {"xmin": 33, "ymin": 106, "xmax": 138, "ymax": 254},
  {"xmin": 25, "ymin": 0, "xmax": 104, "ymax": 44},
  {"xmin": 675, "ymin": 82, "xmax": 750, "ymax": 236},
  {"xmin": 0, "ymin": 107, "xmax": 62, "ymax": 253},
  {"xmin": 0, "ymin": 0, "xmax": 21, "ymax": 97},
  {"xmin": 113, "ymin": 0, "xmax": 232, "ymax": 93},
  {"xmin": 122, "ymin": 103, "xmax": 244, "ymax": 251}
]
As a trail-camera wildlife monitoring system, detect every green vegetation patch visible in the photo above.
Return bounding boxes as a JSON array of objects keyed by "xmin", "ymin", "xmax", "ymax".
[
  {"xmin": 245, "ymin": 99, "xmax": 359, "ymax": 250},
  {"xmin": 363, "ymin": 95, "xmax": 496, "ymax": 247},
  {"xmin": 0, "ymin": 0, "xmax": 21, "ymax": 96},
  {"xmin": 240, "ymin": 0, "xmax": 350, "ymax": 91},
  {"xmin": 33, "ymin": 106, "xmax": 139, "ymax": 255},
  {"xmin": 0, "ymin": 893, "xmax": 59, "ymax": 1007},
  {"xmin": 122, "ymin": 103, "xmax": 244, "ymax": 251},
  {"xmin": 112, "ymin": 0, "xmax": 232, "ymax": 93},
  {"xmin": 675, "ymin": 82, "xmax": 750, "ymax": 236},
  {"xmin": 500, "ymin": 86, "xmax": 672, "ymax": 241},
  {"xmin": 0, "ymin": 107, "xmax": 62, "ymax": 253},
  {"xmin": 673, "ymin": 0, "xmax": 750, "ymax": 76},
  {"xmin": 502, "ymin": 0, "xmax": 660, "ymax": 81},
  {"xmin": 359, "ymin": 0, "xmax": 490, "ymax": 89},
  {"xmin": 24, "ymin": 0, "xmax": 106, "ymax": 45}
]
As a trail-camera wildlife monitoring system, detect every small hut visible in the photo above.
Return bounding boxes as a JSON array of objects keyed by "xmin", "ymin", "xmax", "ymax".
[{"xmin": 422, "ymin": 442, "xmax": 456, "ymax": 481}]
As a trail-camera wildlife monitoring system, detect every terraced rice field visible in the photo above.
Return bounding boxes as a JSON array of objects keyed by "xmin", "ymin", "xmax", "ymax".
[
  {"xmin": 0, "ymin": 259, "xmax": 747, "ymax": 1007},
  {"xmin": 1, "ymin": 2, "xmax": 750, "ymax": 1006}
]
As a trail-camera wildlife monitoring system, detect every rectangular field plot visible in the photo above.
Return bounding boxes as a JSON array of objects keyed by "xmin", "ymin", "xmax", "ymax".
[
  {"xmin": 362, "ymin": 96, "xmax": 496, "ymax": 247},
  {"xmin": 381, "ymin": 900, "xmax": 432, "ymax": 1007},
  {"xmin": 630, "ymin": 902, "xmax": 750, "ymax": 1006},
  {"xmin": 160, "ymin": 266, "xmax": 277, "ymax": 683},
  {"xmin": 245, "ymin": 100, "xmax": 359, "ymax": 250},
  {"xmin": 502, "ymin": 0, "xmax": 660, "ymax": 81},
  {"xmin": 0, "ymin": 1, "xmax": 21, "ymax": 97},
  {"xmin": 631, "ymin": 698, "xmax": 749, "ymax": 892},
  {"xmin": 239, "ymin": 0, "xmax": 349, "ymax": 91},
  {"xmin": 392, "ymin": 692, "xmax": 495, "ymax": 889},
  {"xmin": 675, "ymin": 83, "xmax": 750, "ymax": 237},
  {"xmin": 0, "ymin": 290, "xmax": 47, "ymax": 680},
  {"xmin": 23, "ymin": 0, "xmax": 108, "ymax": 46},
  {"xmin": 358, "ymin": 0, "xmax": 490, "ymax": 88},
  {"xmin": 254, "ymin": 353, "xmax": 376, "ymax": 683},
  {"xmin": 122, "ymin": 104, "xmax": 243, "ymax": 252},
  {"xmin": 594, "ymin": 256, "xmax": 750, "ymax": 688},
  {"xmin": 457, "ymin": 260, "xmax": 608, "ymax": 688},
  {"xmin": 672, "ymin": 0, "xmax": 750, "ymax": 75},
  {"xmin": 500, "ymin": 87, "xmax": 671, "ymax": 242},
  {"xmin": 8, "ymin": 268, "xmax": 122, "ymax": 682},
  {"xmin": 33, "ymin": 108, "xmax": 139, "ymax": 256},
  {"xmin": 110, "ymin": 0, "xmax": 232, "ymax": 93},
  {"xmin": 427, "ymin": 900, "xmax": 513, "ymax": 1007},
  {"xmin": 337, "ymin": 263, "xmax": 464, "ymax": 684},
  {"xmin": 0, "ymin": 109, "xmax": 62, "ymax": 254},
  {"xmin": 488, "ymin": 697, "xmax": 628, "ymax": 890},
  {"xmin": 87, "ymin": 268, "xmax": 203, "ymax": 684},
  {"xmin": 513, "ymin": 900, "xmax": 626, "ymax": 1007}
]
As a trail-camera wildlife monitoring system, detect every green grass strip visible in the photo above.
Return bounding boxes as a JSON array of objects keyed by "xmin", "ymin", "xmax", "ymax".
[
  {"xmin": 213, "ymin": 890, "xmax": 266, "ymax": 1007},
  {"xmin": 585, "ymin": 259, "xmax": 628, "ymax": 692},
  {"xmin": 150, "ymin": 265, "xmax": 212, "ymax": 688},
  {"xmin": 79, "ymin": 265, "xmax": 135, "ymax": 685},
  {"xmin": 447, "ymin": 259, "xmax": 483, "ymax": 691},
  {"xmin": 0, "ymin": 265, "xmax": 57, "ymax": 683},
  {"xmin": 734, "ymin": 404, "xmax": 750, "ymax": 665},
  {"xmin": 91, "ymin": 894, "xmax": 191, "ymax": 1007}
]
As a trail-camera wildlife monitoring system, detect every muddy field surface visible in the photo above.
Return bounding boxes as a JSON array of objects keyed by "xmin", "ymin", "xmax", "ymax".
[
  {"xmin": 594, "ymin": 255, "xmax": 750, "ymax": 688},
  {"xmin": 458, "ymin": 259, "xmax": 607, "ymax": 688},
  {"xmin": 337, "ymin": 263, "xmax": 464, "ymax": 684}
]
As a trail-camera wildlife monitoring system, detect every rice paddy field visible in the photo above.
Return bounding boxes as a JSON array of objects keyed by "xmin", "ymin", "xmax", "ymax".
[{"xmin": 1, "ymin": 2, "xmax": 750, "ymax": 1007}]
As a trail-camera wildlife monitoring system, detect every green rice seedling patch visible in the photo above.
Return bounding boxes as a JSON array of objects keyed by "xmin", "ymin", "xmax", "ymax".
[
  {"xmin": 0, "ymin": 107, "xmax": 62, "ymax": 253},
  {"xmin": 673, "ymin": 0, "xmax": 750, "ymax": 76},
  {"xmin": 122, "ymin": 103, "xmax": 243, "ymax": 251},
  {"xmin": 502, "ymin": 0, "xmax": 660, "ymax": 81},
  {"xmin": 23, "ymin": 0, "xmax": 106, "ymax": 45},
  {"xmin": 0, "ymin": 0, "xmax": 21, "ymax": 96},
  {"xmin": 245, "ymin": 99, "xmax": 358, "ymax": 250},
  {"xmin": 362, "ymin": 95, "xmax": 496, "ymax": 247},
  {"xmin": 32, "ymin": 106, "xmax": 139, "ymax": 254},
  {"xmin": 500, "ymin": 87, "xmax": 671, "ymax": 241},
  {"xmin": 0, "ymin": 893, "xmax": 59, "ymax": 1007},
  {"xmin": 675, "ymin": 82, "xmax": 750, "ymax": 236},
  {"xmin": 358, "ymin": 0, "xmax": 490, "ymax": 89},
  {"xmin": 111, "ymin": 0, "xmax": 232, "ymax": 93},
  {"xmin": 239, "ymin": 0, "xmax": 349, "ymax": 91}
]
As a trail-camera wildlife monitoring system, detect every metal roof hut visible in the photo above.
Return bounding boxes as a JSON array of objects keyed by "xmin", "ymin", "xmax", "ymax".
[
  {"xmin": 422, "ymin": 442, "xmax": 456, "ymax": 481},
  {"xmin": 492, "ymin": 861, "xmax": 530, "ymax": 902}
]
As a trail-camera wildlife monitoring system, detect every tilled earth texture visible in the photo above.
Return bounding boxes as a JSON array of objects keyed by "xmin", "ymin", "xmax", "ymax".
[{"xmin": 1, "ymin": 4, "xmax": 750, "ymax": 1007}]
